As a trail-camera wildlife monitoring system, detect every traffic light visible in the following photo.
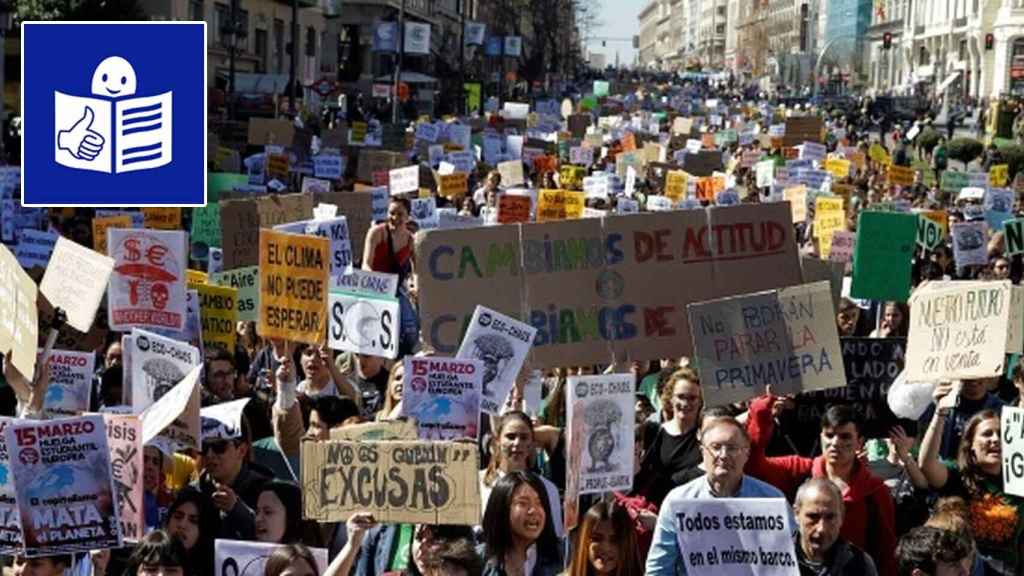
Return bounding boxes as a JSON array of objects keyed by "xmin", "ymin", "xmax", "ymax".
[
  {"xmin": 883, "ymin": 32, "xmax": 892, "ymax": 50},
  {"xmin": 986, "ymin": 33, "xmax": 994, "ymax": 51}
]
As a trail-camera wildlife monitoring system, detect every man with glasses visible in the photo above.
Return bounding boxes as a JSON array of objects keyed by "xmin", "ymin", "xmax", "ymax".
[
  {"xmin": 646, "ymin": 416, "xmax": 793, "ymax": 574},
  {"xmin": 194, "ymin": 411, "xmax": 268, "ymax": 540}
]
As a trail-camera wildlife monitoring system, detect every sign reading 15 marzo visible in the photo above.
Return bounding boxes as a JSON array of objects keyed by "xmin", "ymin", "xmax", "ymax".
[{"xmin": 22, "ymin": 22, "xmax": 207, "ymax": 207}]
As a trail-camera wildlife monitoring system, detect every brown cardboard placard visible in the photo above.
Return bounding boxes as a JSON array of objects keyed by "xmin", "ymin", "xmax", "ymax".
[
  {"xmin": 416, "ymin": 204, "xmax": 802, "ymax": 368},
  {"xmin": 248, "ymin": 118, "xmax": 295, "ymax": 146},
  {"xmin": 357, "ymin": 150, "xmax": 406, "ymax": 184},
  {"xmin": 317, "ymin": 191, "xmax": 377, "ymax": 262},
  {"xmin": 783, "ymin": 116, "xmax": 824, "ymax": 147},
  {"xmin": 301, "ymin": 440, "xmax": 480, "ymax": 525},
  {"xmin": 329, "ymin": 419, "xmax": 418, "ymax": 442}
]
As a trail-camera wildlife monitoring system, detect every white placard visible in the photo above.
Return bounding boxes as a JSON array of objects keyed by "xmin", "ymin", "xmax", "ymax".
[
  {"xmin": 456, "ymin": 305, "xmax": 537, "ymax": 415},
  {"xmin": 566, "ymin": 374, "xmax": 635, "ymax": 494},
  {"xmin": 327, "ymin": 290, "xmax": 400, "ymax": 359},
  {"xmin": 389, "ymin": 165, "xmax": 420, "ymax": 195}
]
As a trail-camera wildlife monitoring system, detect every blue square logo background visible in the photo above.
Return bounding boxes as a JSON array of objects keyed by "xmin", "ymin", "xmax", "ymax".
[{"xmin": 22, "ymin": 22, "xmax": 206, "ymax": 206}]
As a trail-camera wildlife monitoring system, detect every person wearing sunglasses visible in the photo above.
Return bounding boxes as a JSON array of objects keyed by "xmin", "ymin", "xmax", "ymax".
[{"xmin": 194, "ymin": 409, "xmax": 269, "ymax": 540}]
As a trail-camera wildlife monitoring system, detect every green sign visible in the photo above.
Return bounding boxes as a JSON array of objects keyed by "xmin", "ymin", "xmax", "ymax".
[
  {"xmin": 851, "ymin": 212, "xmax": 917, "ymax": 302},
  {"xmin": 208, "ymin": 172, "xmax": 249, "ymax": 202},
  {"xmin": 940, "ymin": 171, "xmax": 968, "ymax": 194},
  {"xmin": 191, "ymin": 203, "xmax": 221, "ymax": 249},
  {"xmin": 593, "ymin": 80, "xmax": 609, "ymax": 97},
  {"xmin": 916, "ymin": 216, "xmax": 945, "ymax": 251},
  {"xmin": 1005, "ymin": 218, "xmax": 1024, "ymax": 256},
  {"xmin": 211, "ymin": 266, "xmax": 260, "ymax": 322}
]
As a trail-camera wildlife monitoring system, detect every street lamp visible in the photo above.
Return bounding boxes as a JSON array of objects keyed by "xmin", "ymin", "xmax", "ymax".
[
  {"xmin": 221, "ymin": 0, "xmax": 246, "ymax": 122},
  {"xmin": 0, "ymin": 0, "xmax": 13, "ymax": 165}
]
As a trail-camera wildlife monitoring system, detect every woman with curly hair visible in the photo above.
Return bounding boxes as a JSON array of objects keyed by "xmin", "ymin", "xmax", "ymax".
[
  {"xmin": 634, "ymin": 368, "xmax": 704, "ymax": 506},
  {"xmin": 918, "ymin": 388, "xmax": 1024, "ymax": 576}
]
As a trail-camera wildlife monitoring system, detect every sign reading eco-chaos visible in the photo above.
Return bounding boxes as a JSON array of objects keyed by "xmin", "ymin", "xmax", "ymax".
[{"xmin": 416, "ymin": 204, "xmax": 802, "ymax": 368}]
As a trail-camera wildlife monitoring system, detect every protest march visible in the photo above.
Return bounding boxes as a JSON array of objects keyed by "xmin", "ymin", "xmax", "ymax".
[{"xmin": 8, "ymin": 20, "xmax": 1024, "ymax": 576}]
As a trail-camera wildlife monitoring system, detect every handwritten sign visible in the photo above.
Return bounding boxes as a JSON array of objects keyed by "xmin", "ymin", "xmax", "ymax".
[
  {"xmin": 537, "ymin": 189, "xmax": 585, "ymax": 221},
  {"xmin": 888, "ymin": 165, "xmax": 915, "ymax": 187},
  {"xmin": 92, "ymin": 215, "xmax": 132, "ymax": 253},
  {"xmin": 498, "ymin": 195, "xmax": 532, "ymax": 224},
  {"xmin": 327, "ymin": 290, "xmax": 399, "ymax": 359},
  {"xmin": 40, "ymin": 237, "xmax": 115, "ymax": 333},
  {"xmin": 259, "ymin": 230, "xmax": 330, "ymax": 345},
  {"xmin": 389, "ymin": 165, "xmax": 420, "ymax": 196},
  {"xmin": 193, "ymin": 283, "xmax": 238, "ymax": 352},
  {"xmin": 906, "ymin": 281, "xmax": 1012, "ymax": 381},
  {"xmin": 1002, "ymin": 407, "xmax": 1024, "ymax": 497},
  {"xmin": 688, "ymin": 281, "xmax": 845, "ymax": 406},
  {"xmin": 301, "ymin": 440, "xmax": 480, "ymax": 525},
  {"xmin": 438, "ymin": 173, "xmax": 469, "ymax": 199},
  {"xmin": 211, "ymin": 266, "xmax": 259, "ymax": 322}
]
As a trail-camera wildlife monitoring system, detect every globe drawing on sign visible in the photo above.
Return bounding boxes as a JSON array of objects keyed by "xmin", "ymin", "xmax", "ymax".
[
  {"xmin": 583, "ymin": 398, "xmax": 623, "ymax": 474},
  {"xmin": 343, "ymin": 300, "xmax": 381, "ymax": 348}
]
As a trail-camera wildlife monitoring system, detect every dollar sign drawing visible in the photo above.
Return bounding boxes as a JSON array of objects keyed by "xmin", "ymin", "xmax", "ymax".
[{"xmin": 124, "ymin": 238, "xmax": 141, "ymax": 262}]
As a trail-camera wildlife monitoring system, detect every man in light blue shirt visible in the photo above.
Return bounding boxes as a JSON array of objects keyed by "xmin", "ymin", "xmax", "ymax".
[{"xmin": 646, "ymin": 416, "xmax": 795, "ymax": 575}]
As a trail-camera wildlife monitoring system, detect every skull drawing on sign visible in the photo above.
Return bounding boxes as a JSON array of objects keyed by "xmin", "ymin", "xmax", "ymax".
[{"xmin": 150, "ymin": 283, "xmax": 169, "ymax": 310}]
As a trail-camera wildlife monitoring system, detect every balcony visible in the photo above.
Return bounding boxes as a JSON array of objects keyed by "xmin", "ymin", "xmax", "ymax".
[
  {"xmin": 953, "ymin": 16, "xmax": 967, "ymax": 27},
  {"xmin": 914, "ymin": 25, "xmax": 925, "ymax": 34}
]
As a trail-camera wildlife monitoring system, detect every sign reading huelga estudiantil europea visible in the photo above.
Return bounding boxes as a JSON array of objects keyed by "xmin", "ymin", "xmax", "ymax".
[{"xmin": 21, "ymin": 22, "xmax": 207, "ymax": 206}]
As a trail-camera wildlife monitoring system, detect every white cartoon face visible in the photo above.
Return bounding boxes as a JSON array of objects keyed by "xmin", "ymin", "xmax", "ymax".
[{"xmin": 91, "ymin": 56, "xmax": 137, "ymax": 97}]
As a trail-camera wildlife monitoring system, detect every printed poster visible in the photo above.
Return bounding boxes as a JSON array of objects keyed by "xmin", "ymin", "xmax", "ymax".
[
  {"xmin": 41, "ymin": 350, "xmax": 95, "ymax": 418},
  {"xmin": 0, "ymin": 417, "xmax": 23, "ymax": 554},
  {"xmin": 107, "ymin": 229, "xmax": 187, "ymax": 332},
  {"xmin": 456, "ymin": 306, "xmax": 537, "ymax": 415},
  {"xmin": 139, "ymin": 365, "xmax": 202, "ymax": 451},
  {"xmin": 566, "ymin": 374, "xmax": 635, "ymax": 494},
  {"xmin": 214, "ymin": 539, "xmax": 328, "ymax": 576},
  {"xmin": 401, "ymin": 356, "xmax": 483, "ymax": 440},
  {"xmin": 103, "ymin": 414, "xmax": 144, "ymax": 542},
  {"xmin": 5, "ymin": 415, "xmax": 122, "ymax": 556},
  {"xmin": 211, "ymin": 266, "xmax": 260, "ymax": 323},
  {"xmin": 128, "ymin": 328, "xmax": 200, "ymax": 414},
  {"xmin": 327, "ymin": 289, "xmax": 400, "ymax": 359}
]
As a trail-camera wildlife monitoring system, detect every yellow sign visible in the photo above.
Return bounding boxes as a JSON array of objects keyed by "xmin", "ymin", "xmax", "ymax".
[
  {"xmin": 823, "ymin": 158, "xmax": 851, "ymax": 180},
  {"xmin": 438, "ymin": 173, "xmax": 469, "ymax": 199},
  {"xmin": 537, "ymin": 189, "xmax": 585, "ymax": 222},
  {"xmin": 784, "ymin": 185, "xmax": 808, "ymax": 224},
  {"xmin": 665, "ymin": 171, "xmax": 688, "ymax": 201},
  {"xmin": 142, "ymin": 208, "xmax": 182, "ymax": 231},
  {"xmin": 92, "ymin": 215, "xmax": 132, "ymax": 254},
  {"xmin": 888, "ymin": 165, "xmax": 915, "ymax": 187},
  {"xmin": 191, "ymin": 282, "xmax": 238, "ymax": 352},
  {"xmin": 258, "ymin": 229, "xmax": 330, "ymax": 345},
  {"xmin": 559, "ymin": 166, "xmax": 586, "ymax": 191},
  {"xmin": 186, "ymin": 270, "xmax": 208, "ymax": 285},
  {"xmin": 868, "ymin": 144, "xmax": 890, "ymax": 166},
  {"xmin": 991, "ymin": 164, "xmax": 1009, "ymax": 188},
  {"xmin": 813, "ymin": 197, "xmax": 845, "ymax": 239}
]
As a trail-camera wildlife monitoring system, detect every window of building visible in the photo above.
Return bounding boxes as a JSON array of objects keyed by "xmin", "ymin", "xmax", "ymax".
[
  {"xmin": 255, "ymin": 28, "xmax": 268, "ymax": 73},
  {"xmin": 306, "ymin": 26, "xmax": 316, "ymax": 57},
  {"xmin": 214, "ymin": 3, "xmax": 228, "ymax": 45},
  {"xmin": 189, "ymin": 0, "xmax": 203, "ymax": 21},
  {"xmin": 274, "ymin": 18, "xmax": 284, "ymax": 73}
]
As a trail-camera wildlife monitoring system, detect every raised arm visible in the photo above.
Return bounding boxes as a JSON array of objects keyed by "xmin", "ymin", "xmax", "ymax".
[{"xmin": 917, "ymin": 383, "xmax": 952, "ymax": 489}]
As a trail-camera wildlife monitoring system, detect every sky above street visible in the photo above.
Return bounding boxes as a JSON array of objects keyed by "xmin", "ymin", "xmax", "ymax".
[{"xmin": 586, "ymin": 0, "xmax": 640, "ymax": 67}]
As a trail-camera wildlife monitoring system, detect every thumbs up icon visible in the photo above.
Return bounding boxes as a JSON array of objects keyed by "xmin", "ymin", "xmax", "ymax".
[{"xmin": 58, "ymin": 106, "xmax": 106, "ymax": 161}]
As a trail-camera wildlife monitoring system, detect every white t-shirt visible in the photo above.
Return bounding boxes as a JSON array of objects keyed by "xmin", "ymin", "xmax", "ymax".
[
  {"xmin": 479, "ymin": 469, "xmax": 565, "ymax": 538},
  {"xmin": 297, "ymin": 378, "xmax": 339, "ymax": 399}
]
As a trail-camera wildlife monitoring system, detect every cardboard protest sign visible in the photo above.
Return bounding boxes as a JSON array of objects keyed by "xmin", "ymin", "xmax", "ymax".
[
  {"xmin": 332, "ymin": 269, "xmax": 399, "ymax": 297},
  {"xmin": 193, "ymin": 283, "xmax": 238, "ymax": 353},
  {"xmin": 1002, "ymin": 407, "xmax": 1024, "ymax": 497},
  {"xmin": 190, "ymin": 203, "xmax": 221, "ymax": 250},
  {"xmin": 670, "ymin": 498, "xmax": 798, "ymax": 576},
  {"xmin": 1006, "ymin": 218, "xmax": 1024, "ymax": 256},
  {"xmin": 301, "ymin": 440, "xmax": 480, "ymax": 524},
  {"xmin": 823, "ymin": 158, "xmax": 850, "ymax": 180},
  {"xmin": 417, "ymin": 204, "xmax": 802, "ymax": 368},
  {"xmin": 389, "ymin": 165, "xmax": 420, "ymax": 196},
  {"xmin": 214, "ymin": 539, "xmax": 328, "ymax": 576},
  {"xmin": 313, "ymin": 154, "xmax": 345, "ymax": 180},
  {"xmin": 128, "ymin": 329, "xmax": 201, "ymax": 415},
  {"xmin": 498, "ymin": 195, "xmax": 532, "ymax": 224},
  {"xmin": 401, "ymin": 357, "xmax": 482, "ymax": 439},
  {"xmin": 327, "ymin": 289, "xmax": 400, "ymax": 359},
  {"xmin": 688, "ymin": 281, "xmax": 845, "ymax": 406},
  {"xmin": 906, "ymin": 281, "xmax": 1013, "ymax": 381},
  {"xmin": 566, "ymin": 374, "xmax": 634, "ymax": 494},
  {"xmin": 991, "ymin": 164, "xmax": 1009, "ymax": 188},
  {"xmin": 274, "ymin": 216, "xmax": 354, "ymax": 276},
  {"xmin": 6, "ymin": 415, "xmax": 122, "ymax": 556},
  {"xmin": 829, "ymin": 231, "xmax": 856, "ymax": 264},
  {"xmin": 41, "ymin": 350, "xmax": 94, "ymax": 418},
  {"xmin": 783, "ymin": 186, "xmax": 808, "ymax": 223},
  {"xmin": 784, "ymin": 116, "xmax": 823, "ymax": 146},
  {"xmin": 107, "ymin": 229, "xmax": 187, "ymax": 332},
  {"xmin": 92, "ymin": 215, "xmax": 132, "ymax": 253},
  {"xmin": 537, "ymin": 189, "xmax": 585, "ymax": 221},
  {"xmin": 438, "ymin": 172, "xmax": 469, "ymax": 199},
  {"xmin": 142, "ymin": 208, "xmax": 182, "ymax": 231},
  {"xmin": 139, "ymin": 365, "xmax": 202, "ymax": 451},
  {"xmin": 211, "ymin": 266, "xmax": 260, "ymax": 322},
  {"xmin": 329, "ymin": 419, "xmax": 418, "ymax": 442},
  {"xmin": 247, "ymin": 118, "xmax": 294, "ymax": 146},
  {"xmin": 258, "ymin": 230, "xmax": 330, "ymax": 345},
  {"xmin": 951, "ymin": 221, "xmax": 988, "ymax": 268},
  {"xmin": 40, "ymin": 237, "xmax": 114, "ymax": 334},
  {"xmin": 15, "ymin": 229, "xmax": 57, "ymax": 270},
  {"xmin": 0, "ymin": 418, "xmax": 23, "ymax": 554},
  {"xmin": 103, "ymin": 414, "xmax": 144, "ymax": 542},
  {"xmin": 888, "ymin": 165, "xmax": 915, "ymax": 187},
  {"xmin": 456, "ymin": 306, "xmax": 537, "ymax": 414},
  {"xmin": 851, "ymin": 212, "xmax": 916, "ymax": 302},
  {"xmin": 357, "ymin": 150, "xmax": 405, "ymax": 183},
  {"xmin": 665, "ymin": 170, "xmax": 688, "ymax": 201},
  {"xmin": 317, "ymin": 190, "xmax": 380, "ymax": 262},
  {"xmin": 813, "ymin": 197, "xmax": 844, "ymax": 238},
  {"xmin": 797, "ymin": 338, "xmax": 907, "ymax": 439},
  {"xmin": 2, "ymin": 245, "xmax": 40, "ymax": 380},
  {"xmin": 917, "ymin": 211, "xmax": 948, "ymax": 251}
]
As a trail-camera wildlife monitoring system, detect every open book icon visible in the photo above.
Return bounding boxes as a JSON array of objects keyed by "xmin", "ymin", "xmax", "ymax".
[{"xmin": 55, "ymin": 91, "xmax": 173, "ymax": 173}]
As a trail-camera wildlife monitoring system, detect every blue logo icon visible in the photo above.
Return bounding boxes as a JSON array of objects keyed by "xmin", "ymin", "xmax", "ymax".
[{"xmin": 23, "ymin": 22, "xmax": 207, "ymax": 206}]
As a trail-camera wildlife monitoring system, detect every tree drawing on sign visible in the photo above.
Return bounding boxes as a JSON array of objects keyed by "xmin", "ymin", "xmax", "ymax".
[
  {"xmin": 584, "ymin": 399, "xmax": 622, "ymax": 473},
  {"xmin": 467, "ymin": 334, "xmax": 514, "ymax": 397},
  {"xmin": 142, "ymin": 358, "xmax": 185, "ymax": 403}
]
